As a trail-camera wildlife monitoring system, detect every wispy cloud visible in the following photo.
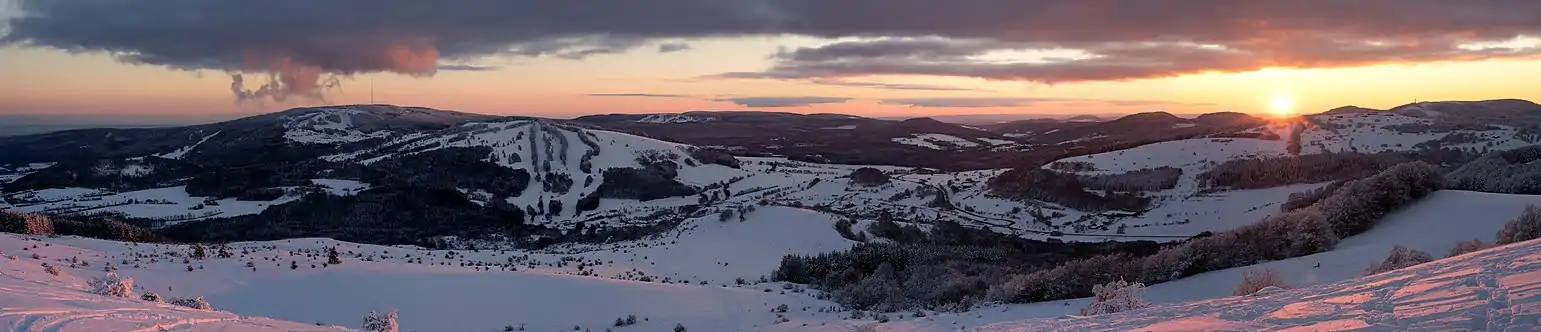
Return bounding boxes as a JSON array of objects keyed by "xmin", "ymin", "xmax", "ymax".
[
  {"xmin": 586, "ymin": 93, "xmax": 690, "ymax": 98},
  {"xmin": 8, "ymin": 1, "xmax": 1538, "ymax": 102},
  {"xmin": 715, "ymin": 96, "xmax": 853, "ymax": 108},
  {"xmin": 808, "ymin": 79, "xmax": 988, "ymax": 92},
  {"xmin": 880, "ymin": 97, "xmax": 1069, "ymax": 108},
  {"xmin": 657, "ymin": 42, "xmax": 692, "ymax": 53},
  {"xmin": 437, "ymin": 64, "xmax": 502, "ymax": 71}
]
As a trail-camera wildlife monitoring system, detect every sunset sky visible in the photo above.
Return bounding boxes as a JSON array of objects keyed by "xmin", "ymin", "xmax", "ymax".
[{"xmin": 1, "ymin": 1, "xmax": 1539, "ymax": 120}]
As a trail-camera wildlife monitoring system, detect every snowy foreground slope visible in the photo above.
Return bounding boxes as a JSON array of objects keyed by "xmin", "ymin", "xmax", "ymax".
[
  {"xmin": 977, "ymin": 236, "xmax": 1541, "ymax": 331},
  {"xmin": 0, "ymin": 206, "xmax": 868, "ymax": 331},
  {"xmin": 0, "ymin": 251, "xmax": 339, "ymax": 331},
  {"xmin": 3, "ymin": 191, "xmax": 1539, "ymax": 331},
  {"xmin": 769, "ymin": 190, "xmax": 1541, "ymax": 331}
]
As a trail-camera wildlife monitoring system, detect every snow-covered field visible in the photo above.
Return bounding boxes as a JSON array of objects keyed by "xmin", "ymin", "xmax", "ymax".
[
  {"xmin": 281, "ymin": 108, "xmax": 396, "ymax": 144},
  {"xmin": 0, "ymin": 186, "xmax": 302, "ymax": 225},
  {"xmin": 3, "ymin": 190, "xmax": 1539, "ymax": 331},
  {"xmin": 891, "ymin": 133, "xmax": 981, "ymax": 150},
  {"xmin": 0, "ymin": 205, "xmax": 865, "ymax": 331}
]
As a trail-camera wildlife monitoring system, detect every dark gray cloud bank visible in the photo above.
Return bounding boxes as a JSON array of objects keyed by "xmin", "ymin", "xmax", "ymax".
[{"xmin": 4, "ymin": 1, "xmax": 1538, "ymax": 102}]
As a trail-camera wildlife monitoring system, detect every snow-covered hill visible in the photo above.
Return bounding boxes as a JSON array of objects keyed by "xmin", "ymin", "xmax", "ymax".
[{"xmin": 5, "ymin": 101, "xmax": 1537, "ymax": 241}]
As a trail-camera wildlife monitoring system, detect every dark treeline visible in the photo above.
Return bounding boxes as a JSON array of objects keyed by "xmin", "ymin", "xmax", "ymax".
[
  {"xmin": 1198, "ymin": 149, "xmax": 1472, "ymax": 190},
  {"xmin": 993, "ymin": 162, "xmax": 1442, "ymax": 304},
  {"xmin": 1078, "ymin": 167, "xmax": 1182, "ymax": 192},
  {"xmin": 773, "ymin": 217, "xmax": 1164, "ymax": 312},
  {"xmin": 988, "ymin": 168, "xmax": 1150, "ymax": 211},
  {"xmin": 778, "ymin": 162, "xmax": 1444, "ymax": 311},
  {"xmin": 1, "ymin": 210, "xmax": 163, "ymax": 243}
]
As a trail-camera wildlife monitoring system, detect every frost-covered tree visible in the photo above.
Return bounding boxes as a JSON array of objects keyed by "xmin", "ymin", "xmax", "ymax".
[
  {"xmin": 191, "ymin": 244, "xmax": 206, "ymax": 260},
  {"xmin": 362, "ymin": 310, "xmax": 398, "ymax": 332},
  {"xmin": 1447, "ymin": 146, "xmax": 1541, "ymax": 194},
  {"xmin": 88, "ymin": 273, "xmax": 134, "ymax": 298},
  {"xmin": 141, "ymin": 291, "xmax": 162, "ymax": 302},
  {"xmin": 1233, "ymin": 268, "xmax": 1289, "ymax": 296},
  {"xmin": 1078, "ymin": 280, "xmax": 1150, "ymax": 315},
  {"xmin": 673, "ymin": 323, "xmax": 687, "ymax": 332},
  {"xmin": 328, "ymin": 247, "xmax": 343, "ymax": 265},
  {"xmin": 1363, "ymin": 245, "xmax": 1433, "ymax": 276},
  {"xmin": 1497, "ymin": 205, "xmax": 1541, "ymax": 245}
]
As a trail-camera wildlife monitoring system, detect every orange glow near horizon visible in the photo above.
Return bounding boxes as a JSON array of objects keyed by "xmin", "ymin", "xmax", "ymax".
[{"xmin": 3, "ymin": 44, "xmax": 1540, "ymax": 119}]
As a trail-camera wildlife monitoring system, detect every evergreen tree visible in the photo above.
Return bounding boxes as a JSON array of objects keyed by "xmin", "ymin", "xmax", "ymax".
[{"xmin": 328, "ymin": 247, "xmax": 342, "ymax": 265}]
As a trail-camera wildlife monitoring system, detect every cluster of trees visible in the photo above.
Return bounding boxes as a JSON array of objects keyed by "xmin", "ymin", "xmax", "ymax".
[
  {"xmin": 0, "ymin": 211, "xmax": 162, "ymax": 242},
  {"xmin": 1496, "ymin": 205, "xmax": 1541, "ymax": 245},
  {"xmin": 1447, "ymin": 146, "xmax": 1541, "ymax": 194},
  {"xmin": 368, "ymin": 146, "xmax": 531, "ymax": 197},
  {"xmin": 848, "ymin": 167, "xmax": 892, "ymax": 187},
  {"xmin": 594, "ymin": 167, "xmax": 697, "ymax": 201},
  {"xmin": 988, "ymin": 162, "xmax": 1442, "ymax": 304},
  {"xmin": 686, "ymin": 147, "xmax": 741, "ymax": 168},
  {"xmin": 779, "ymin": 161, "xmax": 1443, "ymax": 311},
  {"xmin": 158, "ymin": 185, "xmax": 530, "ymax": 246},
  {"xmin": 773, "ymin": 218, "xmax": 1163, "ymax": 311},
  {"xmin": 1199, "ymin": 149, "xmax": 1470, "ymax": 190},
  {"xmin": 1077, "ymin": 167, "xmax": 1182, "ymax": 192},
  {"xmin": 988, "ymin": 168, "xmax": 1150, "ymax": 211},
  {"xmin": 6, "ymin": 156, "xmax": 207, "ymax": 192},
  {"xmin": 1280, "ymin": 181, "xmax": 1347, "ymax": 212}
]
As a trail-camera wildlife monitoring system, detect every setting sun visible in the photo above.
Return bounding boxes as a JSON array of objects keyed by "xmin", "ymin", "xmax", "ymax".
[{"xmin": 1269, "ymin": 95, "xmax": 1295, "ymax": 116}]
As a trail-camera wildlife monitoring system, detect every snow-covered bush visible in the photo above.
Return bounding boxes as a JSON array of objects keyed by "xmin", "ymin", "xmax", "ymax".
[
  {"xmin": 1363, "ymin": 245, "xmax": 1433, "ymax": 276},
  {"xmin": 362, "ymin": 310, "xmax": 398, "ymax": 332},
  {"xmin": 1497, "ymin": 205, "xmax": 1541, "ymax": 245},
  {"xmin": 88, "ymin": 273, "xmax": 134, "ymax": 298},
  {"xmin": 169, "ymin": 296, "xmax": 213, "ymax": 310},
  {"xmin": 673, "ymin": 322, "xmax": 687, "ymax": 332},
  {"xmin": 141, "ymin": 291, "xmax": 162, "ymax": 302},
  {"xmin": 43, "ymin": 263, "xmax": 62, "ymax": 276},
  {"xmin": 1448, "ymin": 238, "xmax": 1493, "ymax": 257},
  {"xmin": 1233, "ymin": 268, "xmax": 1290, "ymax": 296},
  {"xmin": 1078, "ymin": 280, "xmax": 1150, "ymax": 316}
]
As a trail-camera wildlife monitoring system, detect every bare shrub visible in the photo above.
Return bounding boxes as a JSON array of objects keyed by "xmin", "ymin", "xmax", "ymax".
[
  {"xmin": 1447, "ymin": 239, "xmax": 1492, "ymax": 257},
  {"xmin": 1363, "ymin": 245, "xmax": 1433, "ymax": 276},
  {"xmin": 1233, "ymin": 268, "xmax": 1289, "ymax": 296},
  {"xmin": 43, "ymin": 263, "xmax": 62, "ymax": 276}
]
